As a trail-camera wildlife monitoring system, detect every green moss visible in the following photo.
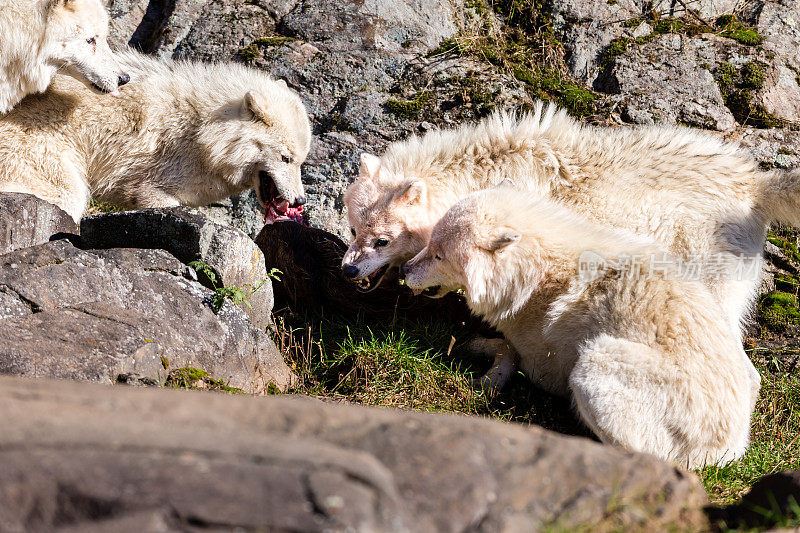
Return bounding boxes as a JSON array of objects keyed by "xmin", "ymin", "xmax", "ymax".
[
  {"xmin": 775, "ymin": 274, "xmax": 800, "ymax": 293},
  {"xmin": 87, "ymin": 199, "xmax": 124, "ymax": 214},
  {"xmin": 759, "ymin": 291, "xmax": 800, "ymax": 332},
  {"xmin": 716, "ymin": 14, "xmax": 764, "ymax": 46},
  {"xmin": 165, "ymin": 367, "xmax": 245, "ymax": 394},
  {"xmin": 426, "ymin": 37, "xmax": 463, "ymax": 57},
  {"xmin": 236, "ymin": 44, "xmax": 260, "ymax": 64},
  {"xmin": 600, "ymin": 37, "xmax": 631, "ymax": 69},
  {"xmin": 741, "ymin": 61, "xmax": 766, "ymax": 89},
  {"xmin": 253, "ymin": 35, "xmax": 295, "ymax": 47},
  {"xmin": 160, "ymin": 356, "xmax": 170, "ymax": 370},
  {"xmin": 715, "ymin": 62, "xmax": 736, "ymax": 93},
  {"xmin": 385, "ymin": 92, "xmax": 430, "ymax": 119},
  {"xmin": 716, "ymin": 61, "xmax": 782, "ymax": 128},
  {"xmin": 622, "ymin": 17, "xmax": 644, "ymax": 28}
]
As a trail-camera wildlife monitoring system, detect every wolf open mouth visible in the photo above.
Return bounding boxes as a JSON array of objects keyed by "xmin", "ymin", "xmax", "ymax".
[
  {"xmin": 90, "ymin": 82, "xmax": 120, "ymax": 97},
  {"xmin": 411, "ymin": 285, "xmax": 442, "ymax": 297},
  {"xmin": 355, "ymin": 263, "xmax": 391, "ymax": 292},
  {"xmin": 260, "ymin": 171, "xmax": 304, "ymax": 225}
]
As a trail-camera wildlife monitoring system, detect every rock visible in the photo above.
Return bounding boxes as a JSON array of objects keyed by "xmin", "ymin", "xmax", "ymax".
[
  {"xmin": 708, "ymin": 470, "xmax": 800, "ymax": 529},
  {"xmin": 602, "ymin": 34, "xmax": 736, "ymax": 131},
  {"xmin": 80, "ymin": 207, "xmax": 273, "ymax": 329},
  {"xmin": 0, "ymin": 240, "xmax": 293, "ymax": 392},
  {"xmin": 737, "ymin": 128, "xmax": 800, "ymax": 169},
  {"xmin": 0, "ymin": 375, "xmax": 710, "ymax": 531},
  {"xmin": 194, "ymin": 189, "xmax": 266, "ymax": 240},
  {"xmin": 0, "ymin": 192, "xmax": 78, "ymax": 255}
]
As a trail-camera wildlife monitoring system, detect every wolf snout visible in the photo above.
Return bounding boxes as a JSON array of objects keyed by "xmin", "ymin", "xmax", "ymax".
[
  {"xmin": 118, "ymin": 73, "xmax": 130, "ymax": 86},
  {"xmin": 293, "ymin": 195, "xmax": 306, "ymax": 206},
  {"xmin": 342, "ymin": 263, "xmax": 359, "ymax": 279}
]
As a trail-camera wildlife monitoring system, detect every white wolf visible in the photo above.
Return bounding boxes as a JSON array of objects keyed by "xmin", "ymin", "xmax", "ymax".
[
  {"xmin": 342, "ymin": 102, "xmax": 800, "ymax": 353},
  {"xmin": 0, "ymin": 49, "xmax": 311, "ymax": 222},
  {"xmin": 0, "ymin": 0, "xmax": 129, "ymax": 115},
  {"xmin": 401, "ymin": 186, "xmax": 758, "ymax": 467}
]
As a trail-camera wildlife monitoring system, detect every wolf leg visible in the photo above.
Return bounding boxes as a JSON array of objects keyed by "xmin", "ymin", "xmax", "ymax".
[
  {"xmin": 568, "ymin": 334, "xmax": 750, "ymax": 467},
  {"xmin": 469, "ymin": 337, "xmax": 519, "ymax": 392}
]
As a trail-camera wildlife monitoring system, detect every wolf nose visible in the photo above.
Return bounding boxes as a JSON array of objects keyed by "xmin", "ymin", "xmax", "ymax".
[
  {"xmin": 118, "ymin": 73, "xmax": 130, "ymax": 86},
  {"xmin": 294, "ymin": 195, "xmax": 306, "ymax": 206},
  {"xmin": 342, "ymin": 264, "xmax": 359, "ymax": 279}
]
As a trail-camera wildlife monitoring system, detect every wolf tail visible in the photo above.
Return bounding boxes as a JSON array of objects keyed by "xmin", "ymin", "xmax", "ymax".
[{"xmin": 758, "ymin": 168, "xmax": 800, "ymax": 226}]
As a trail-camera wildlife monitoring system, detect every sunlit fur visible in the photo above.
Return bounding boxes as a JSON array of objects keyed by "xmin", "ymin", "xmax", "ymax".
[
  {"xmin": 345, "ymin": 101, "xmax": 800, "ymax": 340},
  {"xmin": 0, "ymin": 0, "xmax": 126, "ymax": 114},
  {"xmin": 0, "ymin": 49, "xmax": 311, "ymax": 222},
  {"xmin": 403, "ymin": 187, "xmax": 759, "ymax": 467}
]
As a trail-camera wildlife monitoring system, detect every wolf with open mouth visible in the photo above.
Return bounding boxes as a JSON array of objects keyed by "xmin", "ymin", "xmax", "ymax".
[{"xmin": 0, "ymin": 49, "xmax": 311, "ymax": 223}]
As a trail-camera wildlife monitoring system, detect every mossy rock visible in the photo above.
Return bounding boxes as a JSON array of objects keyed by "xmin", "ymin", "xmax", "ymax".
[
  {"xmin": 165, "ymin": 367, "xmax": 245, "ymax": 394},
  {"xmin": 758, "ymin": 291, "xmax": 800, "ymax": 332},
  {"xmin": 716, "ymin": 15, "xmax": 764, "ymax": 46},
  {"xmin": 385, "ymin": 92, "xmax": 431, "ymax": 119}
]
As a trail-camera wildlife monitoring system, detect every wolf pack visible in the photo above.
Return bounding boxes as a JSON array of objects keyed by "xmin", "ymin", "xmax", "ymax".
[{"xmin": 4, "ymin": 0, "xmax": 800, "ymax": 468}]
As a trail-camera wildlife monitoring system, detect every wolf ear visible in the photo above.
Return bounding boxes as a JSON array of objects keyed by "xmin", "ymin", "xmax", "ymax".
[
  {"xmin": 244, "ymin": 91, "xmax": 271, "ymax": 123},
  {"xmin": 394, "ymin": 179, "xmax": 426, "ymax": 205},
  {"xmin": 480, "ymin": 227, "xmax": 521, "ymax": 253},
  {"xmin": 359, "ymin": 153, "xmax": 381, "ymax": 179}
]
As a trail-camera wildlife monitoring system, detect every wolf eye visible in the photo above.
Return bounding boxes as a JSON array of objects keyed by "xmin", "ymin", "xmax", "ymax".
[
  {"xmin": 281, "ymin": 154, "xmax": 293, "ymax": 164},
  {"xmin": 374, "ymin": 238, "xmax": 389, "ymax": 248},
  {"xmin": 86, "ymin": 37, "xmax": 96, "ymax": 45},
  {"xmin": 434, "ymin": 253, "xmax": 442, "ymax": 261}
]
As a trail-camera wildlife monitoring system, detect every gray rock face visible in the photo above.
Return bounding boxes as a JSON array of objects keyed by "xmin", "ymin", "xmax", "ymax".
[
  {"xmin": 0, "ymin": 375, "xmax": 710, "ymax": 531},
  {"xmin": 603, "ymin": 34, "xmax": 736, "ymax": 131},
  {"xmin": 0, "ymin": 240, "xmax": 293, "ymax": 391},
  {"xmin": 0, "ymin": 192, "xmax": 77, "ymax": 255},
  {"xmin": 80, "ymin": 207, "xmax": 273, "ymax": 329}
]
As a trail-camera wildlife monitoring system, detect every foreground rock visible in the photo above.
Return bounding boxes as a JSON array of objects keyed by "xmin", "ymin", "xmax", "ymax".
[
  {"xmin": 0, "ymin": 376, "xmax": 709, "ymax": 531},
  {"xmin": 81, "ymin": 207, "xmax": 273, "ymax": 329},
  {"xmin": 0, "ymin": 239, "xmax": 292, "ymax": 392},
  {"xmin": 0, "ymin": 192, "xmax": 77, "ymax": 255}
]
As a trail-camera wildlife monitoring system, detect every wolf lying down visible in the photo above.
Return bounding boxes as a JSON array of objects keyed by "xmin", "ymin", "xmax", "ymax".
[
  {"xmin": 401, "ymin": 185, "xmax": 758, "ymax": 467},
  {"xmin": 0, "ymin": 49, "xmax": 311, "ymax": 223}
]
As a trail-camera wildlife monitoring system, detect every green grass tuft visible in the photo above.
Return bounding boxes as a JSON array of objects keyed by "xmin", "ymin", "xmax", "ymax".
[
  {"xmin": 700, "ymin": 354, "xmax": 800, "ymax": 507},
  {"xmin": 716, "ymin": 14, "xmax": 764, "ymax": 46}
]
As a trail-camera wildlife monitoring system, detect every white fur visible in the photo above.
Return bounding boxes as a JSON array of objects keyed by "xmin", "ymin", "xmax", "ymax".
[
  {"xmin": 0, "ymin": 0, "xmax": 126, "ymax": 115},
  {"xmin": 403, "ymin": 189, "xmax": 759, "ymax": 467},
  {"xmin": 344, "ymin": 102, "xmax": 798, "ymax": 345},
  {"xmin": 0, "ymin": 49, "xmax": 312, "ymax": 222}
]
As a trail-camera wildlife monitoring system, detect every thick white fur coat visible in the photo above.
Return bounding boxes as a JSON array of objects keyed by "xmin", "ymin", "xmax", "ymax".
[{"xmin": 0, "ymin": 49, "xmax": 311, "ymax": 221}]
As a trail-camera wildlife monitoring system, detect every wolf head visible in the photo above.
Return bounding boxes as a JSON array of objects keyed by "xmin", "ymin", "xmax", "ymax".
[
  {"xmin": 341, "ymin": 153, "xmax": 438, "ymax": 290},
  {"xmin": 44, "ymin": 0, "xmax": 129, "ymax": 95},
  {"xmin": 401, "ymin": 188, "xmax": 539, "ymax": 322},
  {"xmin": 196, "ymin": 82, "xmax": 311, "ymax": 219}
]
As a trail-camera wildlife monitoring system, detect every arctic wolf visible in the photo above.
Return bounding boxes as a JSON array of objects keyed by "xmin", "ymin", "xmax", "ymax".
[
  {"xmin": 342, "ymin": 103, "xmax": 800, "ymax": 340},
  {"xmin": 401, "ymin": 186, "xmax": 758, "ymax": 467},
  {"xmin": 0, "ymin": 49, "xmax": 311, "ymax": 222},
  {"xmin": 0, "ymin": 0, "xmax": 129, "ymax": 114}
]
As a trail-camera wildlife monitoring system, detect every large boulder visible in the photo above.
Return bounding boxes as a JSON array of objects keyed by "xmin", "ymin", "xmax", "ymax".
[
  {"xmin": 0, "ymin": 192, "xmax": 77, "ymax": 255},
  {"xmin": 0, "ymin": 375, "xmax": 709, "ymax": 531},
  {"xmin": 80, "ymin": 207, "xmax": 273, "ymax": 329},
  {"xmin": 0, "ymin": 239, "xmax": 293, "ymax": 392},
  {"xmin": 600, "ymin": 33, "xmax": 736, "ymax": 131}
]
